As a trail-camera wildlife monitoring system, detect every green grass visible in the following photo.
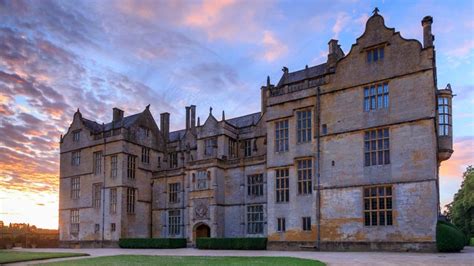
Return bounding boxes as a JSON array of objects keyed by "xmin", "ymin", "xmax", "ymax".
[
  {"xmin": 0, "ymin": 250, "xmax": 88, "ymax": 264},
  {"xmin": 470, "ymin": 237, "xmax": 474, "ymax": 246},
  {"xmin": 43, "ymin": 255, "xmax": 325, "ymax": 266}
]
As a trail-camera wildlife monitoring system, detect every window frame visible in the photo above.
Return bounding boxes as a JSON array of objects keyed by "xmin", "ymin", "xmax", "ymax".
[
  {"xmin": 363, "ymin": 186, "xmax": 393, "ymax": 226},
  {"xmin": 364, "ymin": 128, "xmax": 390, "ymax": 166},
  {"xmin": 71, "ymin": 177, "xmax": 80, "ymax": 199},
  {"xmin": 71, "ymin": 150, "xmax": 81, "ymax": 166},
  {"xmin": 297, "ymin": 159, "xmax": 312, "ymax": 195},
  {"xmin": 168, "ymin": 183, "xmax": 180, "ymax": 203},
  {"xmin": 277, "ymin": 217, "xmax": 286, "ymax": 232},
  {"xmin": 244, "ymin": 139, "xmax": 252, "ymax": 157},
  {"xmin": 275, "ymin": 168, "xmax": 289, "ymax": 203},
  {"xmin": 438, "ymin": 96, "xmax": 451, "ymax": 136},
  {"xmin": 275, "ymin": 120, "xmax": 289, "ymax": 152},
  {"xmin": 127, "ymin": 155, "xmax": 136, "ymax": 179},
  {"xmin": 92, "ymin": 183, "xmax": 102, "ymax": 209},
  {"xmin": 168, "ymin": 209, "xmax": 181, "ymax": 236},
  {"xmin": 364, "ymin": 83, "xmax": 389, "ymax": 111},
  {"xmin": 72, "ymin": 130, "xmax": 81, "ymax": 142},
  {"xmin": 302, "ymin": 216, "xmax": 312, "ymax": 231},
  {"xmin": 93, "ymin": 151, "xmax": 102, "ymax": 175},
  {"xmin": 367, "ymin": 46, "xmax": 385, "ymax": 63},
  {"xmin": 70, "ymin": 209, "xmax": 79, "ymax": 234},
  {"xmin": 126, "ymin": 187, "xmax": 136, "ymax": 214},
  {"xmin": 110, "ymin": 188, "xmax": 117, "ymax": 214},
  {"xmin": 247, "ymin": 205, "xmax": 264, "ymax": 234},
  {"xmin": 111, "ymin": 155, "xmax": 118, "ymax": 179},
  {"xmin": 296, "ymin": 110, "xmax": 312, "ymax": 143},
  {"xmin": 141, "ymin": 147, "xmax": 150, "ymax": 164},
  {"xmin": 247, "ymin": 174, "xmax": 264, "ymax": 197}
]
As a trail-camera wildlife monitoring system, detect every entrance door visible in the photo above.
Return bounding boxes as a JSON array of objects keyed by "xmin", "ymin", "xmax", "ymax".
[{"xmin": 195, "ymin": 224, "xmax": 210, "ymax": 238}]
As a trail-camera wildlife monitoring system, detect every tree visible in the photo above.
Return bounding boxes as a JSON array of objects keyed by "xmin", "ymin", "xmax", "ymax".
[{"xmin": 444, "ymin": 166, "xmax": 474, "ymax": 240}]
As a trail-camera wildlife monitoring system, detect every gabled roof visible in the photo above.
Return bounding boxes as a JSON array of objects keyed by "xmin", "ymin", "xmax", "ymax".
[
  {"xmin": 277, "ymin": 63, "xmax": 327, "ymax": 87},
  {"xmin": 226, "ymin": 112, "xmax": 261, "ymax": 128},
  {"xmin": 81, "ymin": 113, "xmax": 142, "ymax": 133},
  {"xmin": 168, "ymin": 129, "xmax": 186, "ymax": 142}
]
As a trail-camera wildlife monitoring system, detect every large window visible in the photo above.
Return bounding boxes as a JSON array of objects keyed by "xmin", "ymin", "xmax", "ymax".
[
  {"xmin": 110, "ymin": 188, "xmax": 117, "ymax": 214},
  {"xmin": 297, "ymin": 159, "xmax": 312, "ymax": 195},
  {"xmin": 204, "ymin": 138, "xmax": 217, "ymax": 156},
  {"xmin": 364, "ymin": 186, "xmax": 393, "ymax": 226},
  {"xmin": 126, "ymin": 188, "xmax": 135, "ymax": 214},
  {"xmin": 275, "ymin": 168, "xmax": 289, "ymax": 203},
  {"xmin": 127, "ymin": 155, "xmax": 136, "ymax": 179},
  {"xmin": 277, "ymin": 217, "xmax": 286, "ymax": 232},
  {"xmin": 168, "ymin": 210, "xmax": 181, "ymax": 236},
  {"xmin": 247, "ymin": 205, "xmax": 264, "ymax": 234},
  {"xmin": 141, "ymin": 147, "xmax": 150, "ymax": 164},
  {"xmin": 71, "ymin": 177, "xmax": 80, "ymax": 199},
  {"xmin": 247, "ymin": 174, "xmax": 264, "ymax": 197},
  {"xmin": 244, "ymin": 139, "xmax": 252, "ymax": 157},
  {"xmin": 297, "ymin": 110, "xmax": 312, "ymax": 143},
  {"xmin": 71, "ymin": 150, "xmax": 81, "ymax": 166},
  {"xmin": 70, "ymin": 209, "xmax": 79, "ymax": 234},
  {"xmin": 364, "ymin": 83, "xmax": 389, "ymax": 111},
  {"xmin": 169, "ymin": 183, "xmax": 180, "ymax": 203},
  {"xmin": 367, "ymin": 46, "xmax": 384, "ymax": 62},
  {"xmin": 111, "ymin": 155, "xmax": 117, "ymax": 179},
  {"xmin": 92, "ymin": 183, "xmax": 102, "ymax": 208},
  {"xmin": 93, "ymin": 151, "xmax": 102, "ymax": 175},
  {"xmin": 438, "ymin": 96, "xmax": 451, "ymax": 136},
  {"xmin": 275, "ymin": 120, "xmax": 289, "ymax": 152},
  {"xmin": 364, "ymin": 128, "xmax": 390, "ymax": 166}
]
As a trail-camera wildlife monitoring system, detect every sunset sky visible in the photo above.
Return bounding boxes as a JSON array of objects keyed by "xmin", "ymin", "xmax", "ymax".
[{"xmin": 0, "ymin": 0, "xmax": 473, "ymax": 229}]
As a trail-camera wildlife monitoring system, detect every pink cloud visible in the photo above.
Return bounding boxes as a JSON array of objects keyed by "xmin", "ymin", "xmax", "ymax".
[
  {"xmin": 260, "ymin": 30, "xmax": 288, "ymax": 62},
  {"xmin": 439, "ymin": 136, "xmax": 474, "ymax": 179}
]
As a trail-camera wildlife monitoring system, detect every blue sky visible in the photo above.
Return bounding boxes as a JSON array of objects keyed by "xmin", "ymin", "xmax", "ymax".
[{"xmin": 0, "ymin": 0, "xmax": 472, "ymax": 228}]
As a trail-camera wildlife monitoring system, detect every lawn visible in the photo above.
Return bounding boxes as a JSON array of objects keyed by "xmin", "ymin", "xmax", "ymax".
[
  {"xmin": 0, "ymin": 250, "xmax": 88, "ymax": 264},
  {"xmin": 43, "ymin": 255, "xmax": 325, "ymax": 265}
]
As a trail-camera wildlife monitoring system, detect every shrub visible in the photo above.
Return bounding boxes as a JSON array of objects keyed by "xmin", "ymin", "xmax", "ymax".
[
  {"xmin": 436, "ymin": 221, "xmax": 466, "ymax": 252},
  {"xmin": 119, "ymin": 238, "xmax": 186, "ymax": 249},
  {"xmin": 470, "ymin": 237, "xmax": 474, "ymax": 247},
  {"xmin": 196, "ymin": 238, "xmax": 267, "ymax": 250}
]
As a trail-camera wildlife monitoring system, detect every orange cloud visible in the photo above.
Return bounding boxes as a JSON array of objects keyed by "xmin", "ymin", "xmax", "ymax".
[{"xmin": 439, "ymin": 136, "xmax": 474, "ymax": 179}]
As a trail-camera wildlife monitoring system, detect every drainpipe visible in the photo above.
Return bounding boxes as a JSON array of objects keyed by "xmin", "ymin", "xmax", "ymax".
[
  {"xmin": 101, "ymin": 126, "xmax": 107, "ymax": 247},
  {"xmin": 316, "ymin": 87, "xmax": 321, "ymax": 250},
  {"xmin": 150, "ymin": 181, "xmax": 153, "ymax": 238}
]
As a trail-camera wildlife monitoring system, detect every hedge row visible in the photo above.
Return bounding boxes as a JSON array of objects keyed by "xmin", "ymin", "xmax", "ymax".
[
  {"xmin": 196, "ymin": 237, "xmax": 267, "ymax": 250},
  {"xmin": 436, "ymin": 221, "xmax": 466, "ymax": 252},
  {"xmin": 119, "ymin": 238, "xmax": 186, "ymax": 249}
]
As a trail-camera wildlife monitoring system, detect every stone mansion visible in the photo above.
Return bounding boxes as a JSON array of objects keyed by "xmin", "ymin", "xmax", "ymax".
[{"xmin": 59, "ymin": 12, "xmax": 453, "ymax": 251}]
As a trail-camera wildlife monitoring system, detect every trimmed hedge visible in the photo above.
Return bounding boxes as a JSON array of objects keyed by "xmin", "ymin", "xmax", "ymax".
[
  {"xmin": 119, "ymin": 238, "xmax": 186, "ymax": 249},
  {"xmin": 436, "ymin": 221, "xmax": 465, "ymax": 252},
  {"xmin": 196, "ymin": 237, "xmax": 267, "ymax": 250}
]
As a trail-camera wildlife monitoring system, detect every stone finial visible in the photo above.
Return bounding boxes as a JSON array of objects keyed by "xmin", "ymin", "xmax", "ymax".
[
  {"xmin": 146, "ymin": 104, "xmax": 150, "ymax": 109},
  {"xmin": 209, "ymin": 106, "xmax": 213, "ymax": 115},
  {"xmin": 222, "ymin": 110, "xmax": 225, "ymax": 121},
  {"xmin": 372, "ymin": 7, "xmax": 380, "ymax": 15},
  {"xmin": 266, "ymin": 76, "xmax": 270, "ymax": 87},
  {"xmin": 282, "ymin": 66, "xmax": 288, "ymax": 74},
  {"xmin": 446, "ymin": 83, "xmax": 452, "ymax": 90}
]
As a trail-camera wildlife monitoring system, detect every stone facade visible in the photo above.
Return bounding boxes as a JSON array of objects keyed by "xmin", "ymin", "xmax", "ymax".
[{"xmin": 59, "ymin": 12, "xmax": 453, "ymax": 251}]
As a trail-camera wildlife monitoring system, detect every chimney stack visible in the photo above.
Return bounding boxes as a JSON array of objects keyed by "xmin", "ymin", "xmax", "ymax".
[
  {"xmin": 422, "ymin": 16, "xmax": 434, "ymax": 48},
  {"xmin": 327, "ymin": 39, "xmax": 342, "ymax": 68},
  {"xmin": 160, "ymin": 112, "xmax": 170, "ymax": 142},
  {"xmin": 190, "ymin": 105, "xmax": 196, "ymax": 129},
  {"xmin": 113, "ymin": 108, "xmax": 124, "ymax": 122},
  {"xmin": 185, "ymin": 106, "xmax": 191, "ymax": 130}
]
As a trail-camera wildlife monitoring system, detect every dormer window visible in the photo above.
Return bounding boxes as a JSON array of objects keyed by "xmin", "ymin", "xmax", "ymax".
[{"xmin": 367, "ymin": 47, "xmax": 384, "ymax": 62}]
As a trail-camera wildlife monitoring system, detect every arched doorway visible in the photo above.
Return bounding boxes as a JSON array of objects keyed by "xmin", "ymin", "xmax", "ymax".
[{"xmin": 194, "ymin": 223, "xmax": 211, "ymax": 239}]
